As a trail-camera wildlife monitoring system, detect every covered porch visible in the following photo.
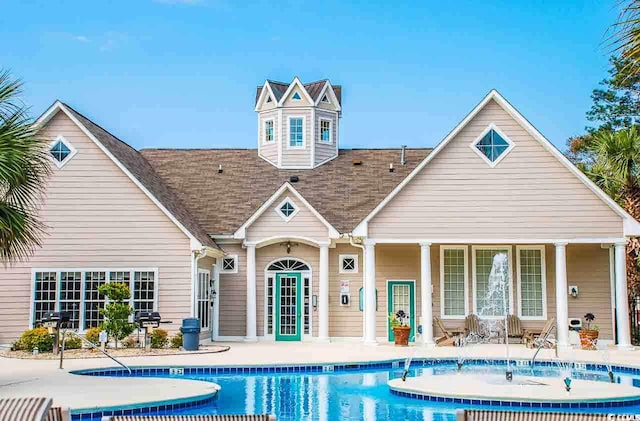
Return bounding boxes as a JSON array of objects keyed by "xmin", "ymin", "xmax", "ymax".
[{"xmin": 361, "ymin": 239, "xmax": 633, "ymax": 349}]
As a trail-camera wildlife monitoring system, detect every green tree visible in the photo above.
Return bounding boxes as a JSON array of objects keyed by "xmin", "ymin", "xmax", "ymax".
[
  {"xmin": 587, "ymin": 127, "xmax": 640, "ymax": 291},
  {"xmin": 0, "ymin": 70, "xmax": 51, "ymax": 265},
  {"xmin": 608, "ymin": 1, "xmax": 640, "ymax": 80},
  {"xmin": 98, "ymin": 282, "xmax": 135, "ymax": 349}
]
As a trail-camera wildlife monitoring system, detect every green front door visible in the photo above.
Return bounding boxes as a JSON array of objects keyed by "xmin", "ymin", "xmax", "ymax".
[
  {"xmin": 275, "ymin": 272, "xmax": 302, "ymax": 341},
  {"xmin": 387, "ymin": 281, "xmax": 415, "ymax": 342}
]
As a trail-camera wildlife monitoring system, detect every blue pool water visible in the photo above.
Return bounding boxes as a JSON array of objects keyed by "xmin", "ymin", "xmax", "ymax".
[{"xmin": 75, "ymin": 360, "xmax": 640, "ymax": 421}]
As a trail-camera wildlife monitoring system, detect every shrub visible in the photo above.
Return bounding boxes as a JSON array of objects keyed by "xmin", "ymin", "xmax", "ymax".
[
  {"xmin": 13, "ymin": 327, "xmax": 54, "ymax": 352},
  {"xmin": 63, "ymin": 335, "xmax": 82, "ymax": 350},
  {"xmin": 84, "ymin": 327, "xmax": 102, "ymax": 345},
  {"xmin": 122, "ymin": 336, "xmax": 137, "ymax": 349},
  {"xmin": 170, "ymin": 332, "xmax": 183, "ymax": 349},
  {"xmin": 150, "ymin": 329, "xmax": 168, "ymax": 349}
]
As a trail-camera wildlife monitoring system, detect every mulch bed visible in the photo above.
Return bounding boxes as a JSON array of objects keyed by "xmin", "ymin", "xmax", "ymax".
[{"xmin": 1, "ymin": 345, "xmax": 230, "ymax": 360}]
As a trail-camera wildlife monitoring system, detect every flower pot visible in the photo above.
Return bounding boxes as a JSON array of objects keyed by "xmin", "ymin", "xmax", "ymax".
[
  {"xmin": 579, "ymin": 329, "xmax": 599, "ymax": 350},
  {"xmin": 393, "ymin": 326, "xmax": 411, "ymax": 346}
]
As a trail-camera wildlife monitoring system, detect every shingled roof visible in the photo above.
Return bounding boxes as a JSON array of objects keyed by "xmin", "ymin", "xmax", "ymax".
[
  {"xmin": 60, "ymin": 103, "xmax": 220, "ymax": 250},
  {"xmin": 256, "ymin": 79, "xmax": 342, "ymax": 106},
  {"xmin": 139, "ymin": 148, "xmax": 431, "ymax": 235}
]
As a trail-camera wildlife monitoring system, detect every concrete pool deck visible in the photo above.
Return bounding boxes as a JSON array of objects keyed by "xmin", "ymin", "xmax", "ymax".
[{"xmin": 0, "ymin": 342, "xmax": 637, "ymax": 413}]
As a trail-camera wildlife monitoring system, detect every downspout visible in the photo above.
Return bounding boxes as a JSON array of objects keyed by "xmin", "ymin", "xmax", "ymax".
[{"xmin": 191, "ymin": 247, "xmax": 207, "ymax": 318}]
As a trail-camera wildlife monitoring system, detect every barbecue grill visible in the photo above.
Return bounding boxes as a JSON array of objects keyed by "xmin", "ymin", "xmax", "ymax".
[
  {"xmin": 40, "ymin": 311, "xmax": 71, "ymax": 329},
  {"xmin": 134, "ymin": 311, "xmax": 162, "ymax": 328}
]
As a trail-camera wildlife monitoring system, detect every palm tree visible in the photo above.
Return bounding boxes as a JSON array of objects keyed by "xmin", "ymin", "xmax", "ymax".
[
  {"xmin": 609, "ymin": 1, "xmax": 640, "ymax": 79},
  {"xmin": 0, "ymin": 70, "xmax": 51, "ymax": 265},
  {"xmin": 589, "ymin": 127, "xmax": 640, "ymax": 290}
]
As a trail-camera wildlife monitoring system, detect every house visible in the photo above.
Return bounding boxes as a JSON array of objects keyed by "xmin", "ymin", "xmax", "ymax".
[{"xmin": 0, "ymin": 77, "xmax": 637, "ymax": 349}]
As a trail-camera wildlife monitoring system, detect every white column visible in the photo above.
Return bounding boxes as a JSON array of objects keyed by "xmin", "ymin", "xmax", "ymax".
[
  {"xmin": 554, "ymin": 242, "xmax": 569, "ymax": 349},
  {"xmin": 245, "ymin": 243, "xmax": 257, "ymax": 341},
  {"xmin": 319, "ymin": 243, "xmax": 330, "ymax": 342},
  {"xmin": 364, "ymin": 239, "xmax": 377, "ymax": 344},
  {"xmin": 615, "ymin": 242, "xmax": 633, "ymax": 349},
  {"xmin": 420, "ymin": 242, "xmax": 435, "ymax": 347}
]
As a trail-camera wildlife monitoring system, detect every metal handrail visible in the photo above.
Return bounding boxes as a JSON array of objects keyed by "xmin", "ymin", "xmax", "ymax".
[
  {"xmin": 59, "ymin": 330, "xmax": 132, "ymax": 374},
  {"xmin": 530, "ymin": 325, "xmax": 557, "ymax": 366}
]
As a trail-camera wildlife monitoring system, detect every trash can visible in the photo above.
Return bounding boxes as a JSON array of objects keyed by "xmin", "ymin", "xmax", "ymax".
[{"xmin": 180, "ymin": 318, "xmax": 201, "ymax": 351}]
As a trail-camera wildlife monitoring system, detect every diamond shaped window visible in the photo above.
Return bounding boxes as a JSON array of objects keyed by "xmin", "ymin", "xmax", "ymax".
[
  {"xmin": 471, "ymin": 127, "xmax": 514, "ymax": 167},
  {"xmin": 49, "ymin": 137, "xmax": 76, "ymax": 168},
  {"xmin": 277, "ymin": 198, "xmax": 298, "ymax": 222}
]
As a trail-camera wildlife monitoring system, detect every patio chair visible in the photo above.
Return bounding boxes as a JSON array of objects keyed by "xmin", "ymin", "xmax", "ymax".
[
  {"xmin": 102, "ymin": 416, "xmax": 276, "ymax": 421},
  {"xmin": 433, "ymin": 316, "xmax": 459, "ymax": 346},
  {"xmin": 0, "ymin": 397, "xmax": 53, "ymax": 421},
  {"xmin": 506, "ymin": 314, "xmax": 524, "ymax": 344},
  {"xmin": 523, "ymin": 317, "xmax": 556, "ymax": 349},
  {"xmin": 456, "ymin": 409, "xmax": 608, "ymax": 420},
  {"xmin": 46, "ymin": 406, "xmax": 71, "ymax": 421}
]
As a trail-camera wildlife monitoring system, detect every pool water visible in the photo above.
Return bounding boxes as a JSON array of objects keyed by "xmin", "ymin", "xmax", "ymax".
[{"xmin": 138, "ymin": 361, "xmax": 640, "ymax": 421}]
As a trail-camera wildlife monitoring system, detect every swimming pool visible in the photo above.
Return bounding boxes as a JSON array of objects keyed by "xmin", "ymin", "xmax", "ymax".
[{"xmin": 73, "ymin": 359, "xmax": 640, "ymax": 420}]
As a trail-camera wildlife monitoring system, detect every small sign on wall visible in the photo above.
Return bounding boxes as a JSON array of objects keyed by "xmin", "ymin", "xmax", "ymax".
[{"xmin": 340, "ymin": 280, "xmax": 350, "ymax": 306}]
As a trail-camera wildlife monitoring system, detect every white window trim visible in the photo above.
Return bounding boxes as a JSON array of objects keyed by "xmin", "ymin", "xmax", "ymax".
[
  {"xmin": 287, "ymin": 116, "xmax": 306, "ymax": 149},
  {"xmin": 471, "ymin": 245, "xmax": 514, "ymax": 319},
  {"xmin": 319, "ymin": 119, "xmax": 333, "ymax": 144},
  {"xmin": 321, "ymin": 94, "xmax": 330, "ymax": 104},
  {"xmin": 469, "ymin": 123, "xmax": 515, "ymax": 168},
  {"xmin": 49, "ymin": 135, "xmax": 78, "ymax": 169},
  {"xmin": 439, "ymin": 245, "xmax": 469, "ymax": 320},
  {"xmin": 30, "ymin": 267, "xmax": 158, "ymax": 332},
  {"xmin": 263, "ymin": 118, "xmax": 275, "ymax": 144},
  {"xmin": 339, "ymin": 254, "xmax": 359, "ymax": 274},
  {"xmin": 220, "ymin": 255, "xmax": 239, "ymax": 274},
  {"xmin": 516, "ymin": 245, "xmax": 547, "ymax": 321},
  {"xmin": 275, "ymin": 196, "xmax": 299, "ymax": 222}
]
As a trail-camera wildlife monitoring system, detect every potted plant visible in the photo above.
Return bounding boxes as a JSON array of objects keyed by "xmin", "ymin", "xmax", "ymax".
[
  {"xmin": 579, "ymin": 313, "xmax": 599, "ymax": 350},
  {"xmin": 389, "ymin": 310, "xmax": 411, "ymax": 346}
]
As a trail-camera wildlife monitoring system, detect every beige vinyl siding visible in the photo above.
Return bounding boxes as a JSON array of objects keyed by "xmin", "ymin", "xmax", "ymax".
[
  {"xmin": 315, "ymin": 110, "xmax": 338, "ymax": 166},
  {"xmin": 0, "ymin": 112, "xmax": 193, "ymax": 343},
  {"xmin": 246, "ymin": 192, "xmax": 329, "ymax": 243},
  {"xmin": 218, "ymin": 243, "xmax": 247, "ymax": 337},
  {"xmin": 259, "ymin": 110, "xmax": 278, "ymax": 164},
  {"xmin": 256, "ymin": 243, "xmax": 319, "ymax": 337},
  {"xmin": 329, "ymin": 244, "xmax": 363, "ymax": 337},
  {"xmin": 281, "ymin": 109, "xmax": 312, "ymax": 168},
  {"xmin": 318, "ymin": 99, "xmax": 338, "ymax": 111},
  {"xmin": 369, "ymin": 100, "xmax": 624, "ymax": 239}
]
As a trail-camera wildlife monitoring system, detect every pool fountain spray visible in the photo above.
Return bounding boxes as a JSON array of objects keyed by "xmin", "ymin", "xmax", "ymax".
[
  {"xmin": 480, "ymin": 252, "xmax": 512, "ymax": 382},
  {"xmin": 554, "ymin": 357, "xmax": 575, "ymax": 393},
  {"xmin": 596, "ymin": 341, "xmax": 615, "ymax": 383},
  {"xmin": 456, "ymin": 335, "xmax": 469, "ymax": 372},
  {"xmin": 401, "ymin": 335, "xmax": 418, "ymax": 381}
]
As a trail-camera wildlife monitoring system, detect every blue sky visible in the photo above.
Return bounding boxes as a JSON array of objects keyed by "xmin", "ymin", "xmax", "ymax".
[{"xmin": 0, "ymin": 1, "xmax": 619, "ymax": 150}]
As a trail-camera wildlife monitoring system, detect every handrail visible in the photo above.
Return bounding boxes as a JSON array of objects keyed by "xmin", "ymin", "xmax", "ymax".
[
  {"xmin": 59, "ymin": 330, "xmax": 132, "ymax": 374},
  {"xmin": 530, "ymin": 325, "xmax": 557, "ymax": 366}
]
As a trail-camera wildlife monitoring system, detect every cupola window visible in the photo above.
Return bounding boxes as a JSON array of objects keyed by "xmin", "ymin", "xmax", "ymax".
[{"xmin": 292, "ymin": 91, "xmax": 302, "ymax": 100}]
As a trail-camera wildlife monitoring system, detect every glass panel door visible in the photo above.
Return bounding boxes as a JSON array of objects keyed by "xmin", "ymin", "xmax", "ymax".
[
  {"xmin": 387, "ymin": 281, "xmax": 415, "ymax": 342},
  {"xmin": 197, "ymin": 270, "xmax": 210, "ymax": 330},
  {"xmin": 276, "ymin": 272, "xmax": 302, "ymax": 341}
]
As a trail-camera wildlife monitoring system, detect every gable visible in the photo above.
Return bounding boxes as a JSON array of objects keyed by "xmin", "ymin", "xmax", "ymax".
[
  {"xmin": 369, "ymin": 99, "xmax": 626, "ymax": 240},
  {"xmin": 246, "ymin": 190, "xmax": 332, "ymax": 242},
  {"xmin": 39, "ymin": 111, "xmax": 193, "ymax": 249}
]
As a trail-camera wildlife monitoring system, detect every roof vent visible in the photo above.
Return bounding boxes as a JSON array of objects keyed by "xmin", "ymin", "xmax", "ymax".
[
  {"xmin": 400, "ymin": 145, "xmax": 407, "ymax": 165},
  {"xmin": 289, "ymin": 176, "xmax": 299, "ymax": 183},
  {"xmin": 217, "ymin": 164, "xmax": 223, "ymax": 174},
  {"xmin": 389, "ymin": 163, "xmax": 394, "ymax": 173},
  {"xmin": 352, "ymin": 159, "xmax": 362, "ymax": 166}
]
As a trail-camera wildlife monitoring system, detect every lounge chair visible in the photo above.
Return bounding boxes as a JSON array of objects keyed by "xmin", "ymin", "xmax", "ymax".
[
  {"xmin": 456, "ymin": 409, "xmax": 607, "ymax": 420},
  {"xmin": 433, "ymin": 316, "xmax": 459, "ymax": 346},
  {"xmin": 464, "ymin": 314, "xmax": 485, "ymax": 343},
  {"xmin": 102, "ymin": 415, "xmax": 276, "ymax": 421},
  {"xmin": 506, "ymin": 314, "xmax": 524, "ymax": 344},
  {"xmin": 46, "ymin": 407, "xmax": 71, "ymax": 421},
  {"xmin": 523, "ymin": 317, "xmax": 556, "ymax": 349},
  {"xmin": 0, "ymin": 397, "xmax": 53, "ymax": 421}
]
